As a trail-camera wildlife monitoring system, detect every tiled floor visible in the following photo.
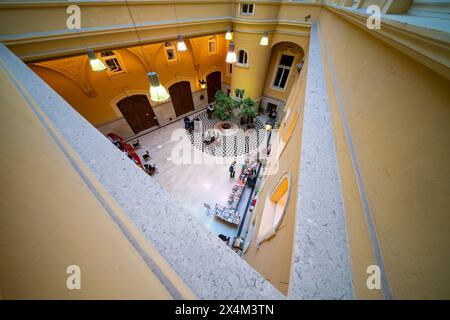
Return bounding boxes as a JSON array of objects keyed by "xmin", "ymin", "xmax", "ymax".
[{"xmin": 127, "ymin": 110, "xmax": 265, "ymax": 242}]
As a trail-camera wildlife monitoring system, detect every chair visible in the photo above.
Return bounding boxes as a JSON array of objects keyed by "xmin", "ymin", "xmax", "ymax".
[
  {"xmin": 144, "ymin": 163, "xmax": 157, "ymax": 176},
  {"xmin": 143, "ymin": 150, "xmax": 151, "ymax": 161}
]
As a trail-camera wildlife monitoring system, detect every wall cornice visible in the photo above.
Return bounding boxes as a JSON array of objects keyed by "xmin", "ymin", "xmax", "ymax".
[
  {"xmin": 324, "ymin": 5, "xmax": 450, "ymax": 79},
  {"xmin": 0, "ymin": 0, "xmax": 322, "ymax": 8}
]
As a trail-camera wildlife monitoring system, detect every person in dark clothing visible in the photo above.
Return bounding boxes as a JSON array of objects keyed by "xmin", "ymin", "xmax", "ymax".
[
  {"xmin": 184, "ymin": 116, "xmax": 191, "ymax": 130},
  {"xmin": 247, "ymin": 172, "xmax": 257, "ymax": 188},
  {"xmin": 229, "ymin": 161, "xmax": 236, "ymax": 179},
  {"xmin": 206, "ymin": 103, "xmax": 215, "ymax": 119},
  {"xmin": 269, "ymin": 108, "xmax": 277, "ymax": 125},
  {"xmin": 144, "ymin": 163, "xmax": 157, "ymax": 176},
  {"xmin": 203, "ymin": 131, "xmax": 216, "ymax": 145},
  {"xmin": 218, "ymin": 234, "xmax": 230, "ymax": 245}
]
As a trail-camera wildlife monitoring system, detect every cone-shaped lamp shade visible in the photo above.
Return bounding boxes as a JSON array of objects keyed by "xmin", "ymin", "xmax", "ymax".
[
  {"xmin": 226, "ymin": 42, "xmax": 237, "ymax": 64},
  {"xmin": 225, "ymin": 28, "xmax": 233, "ymax": 41},
  {"xmin": 177, "ymin": 35, "xmax": 187, "ymax": 52},
  {"xmin": 260, "ymin": 32, "xmax": 269, "ymax": 46},
  {"xmin": 148, "ymin": 72, "xmax": 170, "ymax": 102},
  {"xmin": 87, "ymin": 49, "xmax": 107, "ymax": 72}
]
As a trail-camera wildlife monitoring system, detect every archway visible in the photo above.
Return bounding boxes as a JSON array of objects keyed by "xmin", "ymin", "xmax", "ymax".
[
  {"xmin": 169, "ymin": 81, "xmax": 194, "ymax": 117},
  {"xmin": 262, "ymin": 41, "xmax": 305, "ymax": 116},
  {"xmin": 116, "ymin": 95, "xmax": 158, "ymax": 134},
  {"xmin": 206, "ymin": 71, "xmax": 221, "ymax": 103}
]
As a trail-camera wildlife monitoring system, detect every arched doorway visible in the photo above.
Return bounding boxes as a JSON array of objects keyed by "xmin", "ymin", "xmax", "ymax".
[
  {"xmin": 117, "ymin": 95, "xmax": 158, "ymax": 134},
  {"xmin": 206, "ymin": 71, "xmax": 221, "ymax": 103},
  {"xmin": 169, "ymin": 81, "xmax": 194, "ymax": 117}
]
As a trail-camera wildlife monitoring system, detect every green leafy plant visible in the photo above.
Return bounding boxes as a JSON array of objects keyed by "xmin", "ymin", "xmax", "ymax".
[
  {"xmin": 240, "ymin": 97, "xmax": 257, "ymax": 120},
  {"xmin": 213, "ymin": 90, "xmax": 234, "ymax": 120},
  {"xmin": 235, "ymin": 88, "xmax": 245, "ymax": 99}
]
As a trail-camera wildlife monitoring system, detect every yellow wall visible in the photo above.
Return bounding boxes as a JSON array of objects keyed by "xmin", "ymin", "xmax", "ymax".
[
  {"xmin": 230, "ymin": 27, "xmax": 309, "ymax": 104},
  {"xmin": 244, "ymin": 67, "xmax": 307, "ymax": 295},
  {"xmin": 319, "ymin": 8, "xmax": 450, "ymax": 299},
  {"xmin": 29, "ymin": 34, "xmax": 229, "ymax": 128},
  {"xmin": 245, "ymin": 4, "xmax": 450, "ymax": 300},
  {"xmin": 0, "ymin": 59, "xmax": 195, "ymax": 299},
  {"xmin": 230, "ymin": 30, "xmax": 272, "ymax": 102}
]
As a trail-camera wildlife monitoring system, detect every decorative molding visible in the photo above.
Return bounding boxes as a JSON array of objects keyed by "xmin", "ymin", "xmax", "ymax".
[
  {"xmin": 32, "ymin": 58, "xmax": 97, "ymax": 98},
  {"xmin": 325, "ymin": 5, "xmax": 450, "ymax": 79}
]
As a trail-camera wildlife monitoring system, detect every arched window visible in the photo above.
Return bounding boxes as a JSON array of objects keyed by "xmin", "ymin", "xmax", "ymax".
[
  {"xmin": 238, "ymin": 50, "xmax": 248, "ymax": 65},
  {"xmin": 256, "ymin": 173, "xmax": 292, "ymax": 246},
  {"xmin": 282, "ymin": 107, "xmax": 299, "ymax": 144},
  {"xmin": 274, "ymin": 106, "xmax": 300, "ymax": 159}
]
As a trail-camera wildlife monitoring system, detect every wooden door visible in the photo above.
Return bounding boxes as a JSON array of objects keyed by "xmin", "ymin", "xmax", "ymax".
[
  {"xmin": 117, "ymin": 95, "xmax": 158, "ymax": 134},
  {"xmin": 206, "ymin": 71, "xmax": 221, "ymax": 103},
  {"xmin": 169, "ymin": 81, "xmax": 194, "ymax": 117}
]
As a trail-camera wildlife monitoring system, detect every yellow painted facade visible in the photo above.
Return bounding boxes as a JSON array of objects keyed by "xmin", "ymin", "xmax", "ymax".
[
  {"xmin": 319, "ymin": 7, "xmax": 450, "ymax": 299},
  {"xmin": 244, "ymin": 68, "xmax": 307, "ymax": 295},
  {"xmin": 28, "ymin": 34, "xmax": 230, "ymax": 129},
  {"xmin": 0, "ymin": 0, "xmax": 449, "ymax": 299}
]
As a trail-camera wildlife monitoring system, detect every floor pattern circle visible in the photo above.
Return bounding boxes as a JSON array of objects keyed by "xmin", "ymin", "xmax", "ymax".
[{"xmin": 187, "ymin": 111, "xmax": 267, "ymax": 157}]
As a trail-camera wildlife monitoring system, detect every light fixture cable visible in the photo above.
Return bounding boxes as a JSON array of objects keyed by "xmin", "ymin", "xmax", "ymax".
[
  {"xmin": 172, "ymin": 0, "xmax": 181, "ymax": 36},
  {"xmin": 125, "ymin": 0, "xmax": 150, "ymax": 71}
]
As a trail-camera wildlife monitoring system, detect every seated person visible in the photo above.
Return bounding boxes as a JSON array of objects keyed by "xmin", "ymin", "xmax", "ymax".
[
  {"xmin": 203, "ymin": 131, "xmax": 216, "ymax": 145},
  {"xmin": 144, "ymin": 163, "xmax": 157, "ymax": 175},
  {"xmin": 218, "ymin": 234, "xmax": 230, "ymax": 246}
]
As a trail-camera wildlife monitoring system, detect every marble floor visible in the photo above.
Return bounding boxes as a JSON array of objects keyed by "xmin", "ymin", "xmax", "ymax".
[{"xmin": 124, "ymin": 110, "xmax": 266, "ymax": 242}]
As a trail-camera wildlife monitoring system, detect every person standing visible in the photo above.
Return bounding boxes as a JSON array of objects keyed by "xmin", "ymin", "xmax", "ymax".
[
  {"xmin": 269, "ymin": 108, "xmax": 277, "ymax": 125},
  {"xmin": 207, "ymin": 103, "xmax": 215, "ymax": 119},
  {"xmin": 229, "ymin": 161, "xmax": 236, "ymax": 179},
  {"xmin": 184, "ymin": 116, "xmax": 191, "ymax": 131}
]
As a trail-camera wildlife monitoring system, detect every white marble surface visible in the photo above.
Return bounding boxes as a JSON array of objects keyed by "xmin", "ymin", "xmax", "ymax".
[
  {"xmin": 288, "ymin": 24, "xmax": 354, "ymax": 300},
  {"xmin": 131, "ymin": 113, "xmax": 243, "ymax": 241},
  {"xmin": 1, "ymin": 43, "xmax": 284, "ymax": 300}
]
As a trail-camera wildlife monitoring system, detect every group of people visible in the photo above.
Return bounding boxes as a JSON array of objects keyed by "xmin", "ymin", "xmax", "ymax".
[
  {"xmin": 240, "ymin": 116, "xmax": 255, "ymax": 130},
  {"xmin": 229, "ymin": 161, "xmax": 257, "ymax": 188},
  {"xmin": 184, "ymin": 116, "xmax": 200, "ymax": 134}
]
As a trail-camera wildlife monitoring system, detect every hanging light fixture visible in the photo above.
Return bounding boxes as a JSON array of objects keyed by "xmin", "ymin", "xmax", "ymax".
[
  {"xmin": 225, "ymin": 27, "xmax": 233, "ymax": 41},
  {"xmin": 226, "ymin": 42, "xmax": 237, "ymax": 64},
  {"xmin": 177, "ymin": 35, "xmax": 187, "ymax": 52},
  {"xmin": 260, "ymin": 31, "xmax": 269, "ymax": 46},
  {"xmin": 125, "ymin": 1, "xmax": 169, "ymax": 103},
  {"xmin": 148, "ymin": 72, "xmax": 170, "ymax": 102},
  {"xmin": 172, "ymin": 0, "xmax": 188, "ymax": 52},
  {"xmin": 86, "ymin": 49, "xmax": 107, "ymax": 72}
]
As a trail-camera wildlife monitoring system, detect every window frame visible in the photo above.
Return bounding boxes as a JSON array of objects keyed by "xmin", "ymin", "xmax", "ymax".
[
  {"xmin": 164, "ymin": 41, "xmax": 178, "ymax": 63},
  {"xmin": 226, "ymin": 63, "xmax": 233, "ymax": 77},
  {"xmin": 271, "ymin": 53, "xmax": 295, "ymax": 91},
  {"xmin": 275, "ymin": 105, "xmax": 301, "ymax": 159},
  {"xmin": 256, "ymin": 172, "xmax": 292, "ymax": 246},
  {"xmin": 240, "ymin": 3, "xmax": 255, "ymax": 16},
  {"xmin": 236, "ymin": 49, "xmax": 249, "ymax": 66},
  {"xmin": 100, "ymin": 51, "xmax": 125, "ymax": 76},
  {"xmin": 208, "ymin": 36, "xmax": 217, "ymax": 55}
]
